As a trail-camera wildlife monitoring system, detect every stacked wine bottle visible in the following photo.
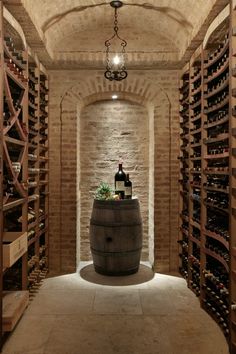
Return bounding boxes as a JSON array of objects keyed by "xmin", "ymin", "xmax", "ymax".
[
  {"xmin": 178, "ymin": 66, "xmax": 190, "ymax": 280},
  {"xmin": 114, "ymin": 163, "xmax": 132, "ymax": 199},
  {"xmin": 202, "ymin": 33, "xmax": 230, "ymax": 338}
]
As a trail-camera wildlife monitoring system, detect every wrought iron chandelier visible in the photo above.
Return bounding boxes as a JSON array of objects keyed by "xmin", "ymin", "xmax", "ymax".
[{"xmin": 104, "ymin": 1, "xmax": 128, "ymax": 81}]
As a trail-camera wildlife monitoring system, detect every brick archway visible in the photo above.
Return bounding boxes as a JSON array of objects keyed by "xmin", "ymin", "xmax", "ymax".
[{"xmin": 49, "ymin": 72, "xmax": 179, "ymax": 273}]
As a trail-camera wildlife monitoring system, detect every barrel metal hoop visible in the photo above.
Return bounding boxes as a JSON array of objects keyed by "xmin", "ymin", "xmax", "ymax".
[
  {"xmin": 93, "ymin": 205, "xmax": 140, "ymax": 211},
  {"xmin": 90, "ymin": 247, "xmax": 142, "ymax": 257},
  {"xmin": 90, "ymin": 220, "xmax": 142, "ymax": 227}
]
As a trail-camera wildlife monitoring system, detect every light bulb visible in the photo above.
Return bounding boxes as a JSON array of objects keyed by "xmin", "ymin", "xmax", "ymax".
[
  {"xmin": 112, "ymin": 94, "xmax": 118, "ymax": 99},
  {"xmin": 113, "ymin": 55, "xmax": 120, "ymax": 65}
]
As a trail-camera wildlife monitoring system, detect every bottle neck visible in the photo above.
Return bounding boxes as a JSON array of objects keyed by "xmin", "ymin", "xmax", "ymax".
[
  {"xmin": 118, "ymin": 163, "xmax": 123, "ymax": 171},
  {"xmin": 126, "ymin": 173, "xmax": 129, "ymax": 181}
]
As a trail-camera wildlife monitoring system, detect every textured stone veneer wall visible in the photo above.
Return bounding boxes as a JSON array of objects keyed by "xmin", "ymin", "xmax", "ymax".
[
  {"xmin": 80, "ymin": 100, "xmax": 149, "ymax": 260},
  {"xmin": 48, "ymin": 70, "xmax": 179, "ymax": 273}
]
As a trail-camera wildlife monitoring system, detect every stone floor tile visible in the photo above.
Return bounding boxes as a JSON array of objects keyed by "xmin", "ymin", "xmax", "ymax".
[
  {"xmin": 25, "ymin": 289, "xmax": 95, "ymax": 316},
  {"xmin": 40, "ymin": 272, "xmax": 101, "ymax": 290},
  {"xmin": 44, "ymin": 314, "xmax": 173, "ymax": 354},
  {"xmin": 160, "ymin": 313, "xmax": 229, "ymax": 354},
  {"xmin": 1, "ymin": 315, "xmax": 56, "ymax": 354},
  {"xmin": 93, "ymin": 288, "xmax": 142, "ymax": 314},
  {"xmin": 140, "ymin": 289, "xmax": 174, "ymax": 315},
  {"xmin": 3, "ymin": 350, "xmax": 45, "ymax": 354}
]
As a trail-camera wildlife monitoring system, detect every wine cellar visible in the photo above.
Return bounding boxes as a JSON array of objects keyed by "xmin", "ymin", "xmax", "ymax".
[{"xmin": 1, "ymin": 0, "xmax": 236, "ymax": 354}]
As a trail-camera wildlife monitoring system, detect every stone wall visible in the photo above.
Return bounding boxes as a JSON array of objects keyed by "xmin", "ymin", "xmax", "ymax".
[{"xmin": 80, "ymin": 100, "xmax": 149, "ymax": 260}]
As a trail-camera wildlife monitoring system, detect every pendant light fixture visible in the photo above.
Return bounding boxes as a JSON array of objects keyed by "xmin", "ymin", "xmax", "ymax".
[{"xmin": 104, "ymin": 0, "xmax": 128, "ymax": 81}]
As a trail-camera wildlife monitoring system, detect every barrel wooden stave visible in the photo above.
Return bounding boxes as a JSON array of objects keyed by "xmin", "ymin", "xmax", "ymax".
[{"xmin": 90, "ymin": 199, "xmax": 142, "ymax": 276}]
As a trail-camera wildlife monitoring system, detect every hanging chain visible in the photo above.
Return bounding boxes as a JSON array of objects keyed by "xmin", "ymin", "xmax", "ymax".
[{"xmin": 114, "ymin": 8, "xmax": 118, "ymax": 34}]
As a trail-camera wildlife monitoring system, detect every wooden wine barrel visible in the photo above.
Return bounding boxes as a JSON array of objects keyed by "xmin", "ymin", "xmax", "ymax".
[{"xmin": 90, "ymin": 198, "xmax": 143, "ymax": 276}]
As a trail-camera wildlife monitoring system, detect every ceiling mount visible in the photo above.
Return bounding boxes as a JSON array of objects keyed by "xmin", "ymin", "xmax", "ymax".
[{"xmin": 110, "ymin": 1, "xmax": 123, "ymax": 9}]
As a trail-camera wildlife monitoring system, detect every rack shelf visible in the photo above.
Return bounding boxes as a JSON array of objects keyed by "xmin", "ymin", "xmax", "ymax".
[
  {"xmin": 204, "ymin": 116, "xmax": 229, "ymax": 129},
  {"xmin": 204, "ymin": 78, "xmax": 229, "ymax": 99},
  {"xmin": 203, "ymin": 97, "xmax": 229, "ymax": 114},
  {"xmin": 189, "ymin": 234, "xmax": 201, "ymax": 247},
  {"xmin": 204, "ymin": 186, "xmax": 229, "ymax": 194},
  {"xmin": 203, "ymin": 229, "xmax": 229, "ymax": 249},
  {"xmin": 191, "ymin": 113, "xmax": 202, "ymax": 122},
  {"xmin": 204, "ymin": 38, "xmax": 229, "ymax": 69},
  {"xmin": 3, "ymin": 198, "xmax": 25, "ymax": 211},
  {"xmin": 203, "ymin": 248, "xmax": 229, "ymax": 272},
  {"xmin": 204, "ymin": 58, "xmax": 229, "ymax": 84}
]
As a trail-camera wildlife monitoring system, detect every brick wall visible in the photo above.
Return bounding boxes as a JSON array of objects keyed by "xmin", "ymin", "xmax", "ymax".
[
  {"xmin": 153, "ymin": 89, "xmax": 179, "ymax": 272},
  {"xmin": 48, "ymin": 70, "xmax": 179, "ymax": 273}
]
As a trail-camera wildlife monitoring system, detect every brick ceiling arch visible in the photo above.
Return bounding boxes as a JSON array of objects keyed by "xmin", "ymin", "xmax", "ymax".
[
  {"xmin": 4, "ymin": 0, "xmax": 226, "ymax": 69},
  {"xmin": 60, "ymin": 72, "xmax": 171, "ymax": 110}
]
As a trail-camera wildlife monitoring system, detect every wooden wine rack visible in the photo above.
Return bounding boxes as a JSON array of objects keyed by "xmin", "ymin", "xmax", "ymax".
[
  {"xmin": 178, "ymin": 3, "xmax": 236, "ymax": 353},
  {"xmin": 0, "ymin": 2, "xmax": 4, "ymax": 345},
  {"xmin": 178, "ymin": 63, "xmax": 190, "ymax": 281},
  {"xmin": 0, "ymin": 4, "xmax": 49, "ymax": 346},
  {"xmin": 189, "ymin": 46, "xmax": 203, "ymax": 299},
  {"xmin": 230, "ymin": 1, "xmax": 236, "ymax": 352}
]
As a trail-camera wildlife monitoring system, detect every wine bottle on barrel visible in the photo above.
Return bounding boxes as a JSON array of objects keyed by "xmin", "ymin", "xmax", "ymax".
[
  {"xmin": 124, "ymin": 173, "xmax": 132, "ymax": 199},
  {"xmin": 115, "ymin": 163, "xmax": 126, "ymax": 199}
]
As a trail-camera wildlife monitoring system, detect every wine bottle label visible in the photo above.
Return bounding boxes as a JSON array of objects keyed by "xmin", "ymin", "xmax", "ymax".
[
  {"xmin": 124, "ymin": 186, "xmax": 132, "ymax": 196},
  {"xmin": 115, "ymin": 181, "xmax": 125, "ymax": 191}
]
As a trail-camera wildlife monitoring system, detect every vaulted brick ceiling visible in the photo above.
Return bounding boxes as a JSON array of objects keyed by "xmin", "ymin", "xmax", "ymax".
[{"xmin": 4, "ymin": 0, "xmax": 228, "ymax": 69}]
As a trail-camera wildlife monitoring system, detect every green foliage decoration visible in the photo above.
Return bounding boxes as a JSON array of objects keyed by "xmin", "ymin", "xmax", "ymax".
[{"xmin": 94, "ymin": 182, "xmax": 114, "ymax": 200}]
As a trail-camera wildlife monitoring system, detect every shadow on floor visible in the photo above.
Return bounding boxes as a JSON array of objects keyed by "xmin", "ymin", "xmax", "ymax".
[{"xmin": 79, "ymin": 263, "xmax": 154, "ymax": 286}]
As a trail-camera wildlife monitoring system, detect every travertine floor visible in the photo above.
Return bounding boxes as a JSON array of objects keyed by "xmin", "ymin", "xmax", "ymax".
[{"xmin": 2, "ymin": 262, "xmax": 229, "ymax": 354}]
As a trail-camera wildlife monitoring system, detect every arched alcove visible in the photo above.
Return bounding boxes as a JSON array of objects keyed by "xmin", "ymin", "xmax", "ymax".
[
  {"xmin": 49, "ymin": 72, "xmax": 179, "ymax": 274},
  {"xmin": 79, "ymin": 99, "xmax": 149, "ymax": 261}
]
